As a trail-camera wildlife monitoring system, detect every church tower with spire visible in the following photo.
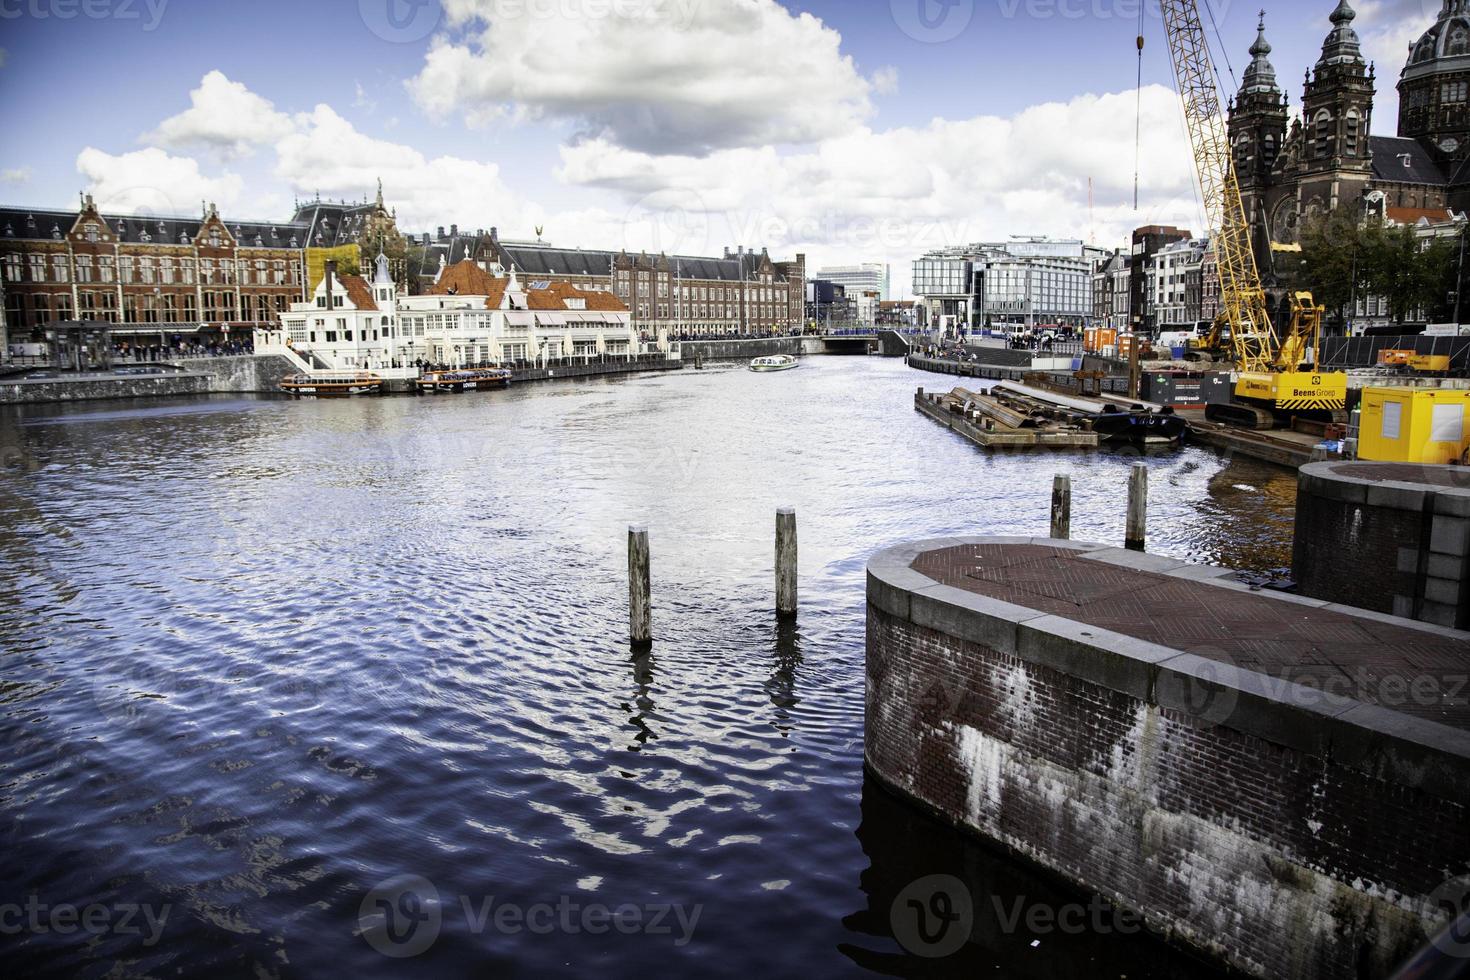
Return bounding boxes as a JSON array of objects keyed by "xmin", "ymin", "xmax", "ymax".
[
  {"xmin": 1295, "ymin": 0, "xmax": 1376, "ymax": 211},
  {"xmin": 1228, "ymin": 13, "xmax": 1290, "ymax": 271}
]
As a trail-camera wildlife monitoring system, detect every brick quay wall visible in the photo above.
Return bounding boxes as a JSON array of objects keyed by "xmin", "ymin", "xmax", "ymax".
[{"xmin": 867, "ymin": 536, "xmax": 1470, "ymax": 979}]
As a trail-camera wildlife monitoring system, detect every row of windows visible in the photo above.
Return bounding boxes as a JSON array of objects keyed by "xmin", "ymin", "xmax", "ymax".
[
  {"xmin": 2, "ymin": 252, "xmax": 299, "ymax": 286},
  {"xmin": 4, "ymin": 290, "xmax": 289, "ymax": 328},
  {"xmin": 76, "ymin": 222, "xmax": 233, "ymax": 248}
]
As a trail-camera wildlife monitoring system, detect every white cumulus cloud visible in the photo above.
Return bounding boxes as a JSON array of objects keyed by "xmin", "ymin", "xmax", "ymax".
[
  {"xmin": 407, "ymin": 0, "xmax": 882, "ymax": 155},
  {"xmin": 555, "ymin": 85, "xmax": 1202, "ymax": 296},
  {"xmin": 76, "ymin": 147, "xmax": 245, "ymax": 215},
  {"xmin": 143, "ymin": 70, "xmax": 295, "ymax": 159},
  {"xmin": 274, "ymin": 104, "xmax": 538, "ymax": 234}
]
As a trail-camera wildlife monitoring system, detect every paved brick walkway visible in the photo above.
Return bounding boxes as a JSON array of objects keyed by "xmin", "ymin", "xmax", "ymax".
[{"xmin": 910, "ymin": 543, "xmax": 1470, "ymax": 732}]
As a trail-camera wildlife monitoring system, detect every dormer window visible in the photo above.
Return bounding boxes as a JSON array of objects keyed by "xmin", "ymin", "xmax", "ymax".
[{"xmin": 1449, "ymin": 24, "xmax": 1470, "ymax": 58}]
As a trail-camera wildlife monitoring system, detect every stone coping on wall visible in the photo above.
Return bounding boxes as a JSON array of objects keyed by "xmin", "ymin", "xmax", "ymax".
[
  {"xmin": 868, "ymin": 536, "xmax": 1470, "ymax": 801},
  {"xmin": 1299, "ymin": 460, "xmax": 1470, "ymax": 516}
]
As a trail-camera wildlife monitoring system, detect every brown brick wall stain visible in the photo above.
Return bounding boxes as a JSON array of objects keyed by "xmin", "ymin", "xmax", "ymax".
[{"xmin": 866, "ymin": 604, "xmax": 1465, "ymax": 979}]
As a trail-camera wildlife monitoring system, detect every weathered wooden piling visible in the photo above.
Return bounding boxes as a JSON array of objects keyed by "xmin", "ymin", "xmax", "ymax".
[
  {"xmin": 1126, "ymin": 463, "xmax": 1148, "ymax": 551},
  {"xmin": 776, "ymin": 507, "xmax": 798, "ymax": 617},
  {"xmin": 1050, "ymin": 474, "xmax": 1071, "ymax": 540},
  {"xmin": 628, "ymin": 525, "xmax": 652, "ymax": 647}
]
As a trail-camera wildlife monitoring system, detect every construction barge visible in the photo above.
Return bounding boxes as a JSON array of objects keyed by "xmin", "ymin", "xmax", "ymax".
[{"xmin": 915, "ymin": 382, "xmax": 1190, "ymax": 451}]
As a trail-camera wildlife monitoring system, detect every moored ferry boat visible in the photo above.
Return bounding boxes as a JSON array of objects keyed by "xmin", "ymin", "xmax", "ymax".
[
  {"xmin": 279, "ymin": 372, "xmax": 383, "ymax": 397},
  {"xmin": 416, "ymin": 367, "xmax": 514, "ymax": 394},
  {"xmin": 750, "ymin": 354, "xmax": 799, "ymax": 373}
]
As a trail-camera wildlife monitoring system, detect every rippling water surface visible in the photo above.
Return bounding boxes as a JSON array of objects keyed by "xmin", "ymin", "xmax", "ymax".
[{"xmin": 0, "ymin": 357, "xmax": 1294, "ymax": 978}]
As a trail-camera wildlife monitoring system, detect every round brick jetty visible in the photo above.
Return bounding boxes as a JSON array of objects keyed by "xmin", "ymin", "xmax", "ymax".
[
  {"xmin": 867, "ymin": 536, "xmax": 1470, "ymax": 979},
  {"xmin": 1294, "ymin": 461, "xmax": 1470, "ymax": 630}
]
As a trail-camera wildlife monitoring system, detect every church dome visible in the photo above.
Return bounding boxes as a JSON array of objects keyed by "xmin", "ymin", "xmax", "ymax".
[{"xmin": 1403, "ymin": 1, "xmax": 1470, "ymax": 83}]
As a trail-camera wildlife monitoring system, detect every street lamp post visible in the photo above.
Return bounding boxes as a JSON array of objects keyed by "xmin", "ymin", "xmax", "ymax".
[{"xmin": 1455, "ymin": 219, "xmax": 1468, "ymax": 327}]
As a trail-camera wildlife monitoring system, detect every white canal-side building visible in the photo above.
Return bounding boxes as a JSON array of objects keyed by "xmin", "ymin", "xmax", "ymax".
[{"xmin": 258, "ymin": 255, "xmax": 638, "ymax": 372}]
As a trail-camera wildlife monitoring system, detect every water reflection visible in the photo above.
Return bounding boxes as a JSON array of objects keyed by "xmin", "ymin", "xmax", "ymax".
[
  {"xmin": 0, "ymin": 359, "xmax": 1296, "ymax": 977},
  {"xmin": 845, "ymin": 774, "xmax": 1225, "ymax": 978},
  {"xmin": 625, "ymin": 648, "xmax": 658, "ymax": 749}
]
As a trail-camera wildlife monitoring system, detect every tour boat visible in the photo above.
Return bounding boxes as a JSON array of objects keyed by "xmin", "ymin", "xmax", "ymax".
[
  {"xmin": 750, "ymin": 355, "xmax": 799, "ymax": 373},
  {"xmin": 416, "ymin": 367, "xmax": 513, "ymax": 394},
  {"xmin": 279, "ymin": 372, "xmax": 383, "ymax": 397}
]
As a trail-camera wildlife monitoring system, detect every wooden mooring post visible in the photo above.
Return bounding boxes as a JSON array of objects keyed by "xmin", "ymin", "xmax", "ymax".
[
  {"xmin": 1126, "ymin": 464, "xmax": 1148, "ymax": 552},
  {"xmin": 628, "ymin": 525, "xmax": 652, "ymax": 647},
  {"xmin": 1050, "ymin": 475, "xmax": 1071, "ymax": 540},
  {"xmin": 776, "ymin": 507, "xmax": 798, "ymax": 617}
]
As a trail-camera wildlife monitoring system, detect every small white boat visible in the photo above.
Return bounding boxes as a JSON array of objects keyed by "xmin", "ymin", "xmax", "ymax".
[{"xmin": 750, "ymin": 354, "xmax": 799, "ymax": 373}]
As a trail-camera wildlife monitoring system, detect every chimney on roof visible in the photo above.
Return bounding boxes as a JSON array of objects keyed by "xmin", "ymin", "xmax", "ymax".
[
  {"xmin": 450, "ymin": 224, "xmax": 458, "ymax": 237},
  {"xmin": 324, "ymin": 260, "xmax": 337, "ymax": 310},
  {"xmin": 422, "ymin": 232, "xmax": 431, "ymax": 245},
  {"xmin": 437, "ymin": 226, "xmax": 445, "ymax": 239}
]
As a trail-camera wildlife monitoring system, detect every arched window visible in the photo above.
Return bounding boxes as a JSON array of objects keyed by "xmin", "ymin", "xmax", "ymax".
[
  {"xmin": 1314, "ymin": 110, "xmax": 1333, "ymax": 158},
  {"xmin": 1415, "ymin": 38, "xmax": 1438, "ymax": 64},
  {"xmin": 1345, "ymin": 111, "xmax": 1361, "ymax": 155}
]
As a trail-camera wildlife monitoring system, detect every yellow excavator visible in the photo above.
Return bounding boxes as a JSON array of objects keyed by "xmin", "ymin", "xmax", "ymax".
[{"xmin": 1158, "ymin": 0, "xmax": 1348, "ymax": 429}]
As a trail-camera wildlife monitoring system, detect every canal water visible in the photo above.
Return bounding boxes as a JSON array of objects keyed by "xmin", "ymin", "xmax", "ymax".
[{"xmin": 0, "ymin": 357, "xmax": 1294, "ymax": 978}]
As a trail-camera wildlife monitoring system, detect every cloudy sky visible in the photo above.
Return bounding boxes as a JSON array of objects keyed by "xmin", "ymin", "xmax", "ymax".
[{"xmin": 0, "ymin": 0, "xmax": 1437, "ymax": 296}]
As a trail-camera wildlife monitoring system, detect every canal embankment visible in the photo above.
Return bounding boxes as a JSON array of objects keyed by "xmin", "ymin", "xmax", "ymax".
[
  {"xmin": 866, "ymin": 535, "xmax": 1470, "ymax": 980},
  {"xmin": 678, "ymin": 336, "xmax": 822, "ymax": 363},
  {"xmin": 0, "ymin": 370, "xmax": 218, "ymax": 404}
]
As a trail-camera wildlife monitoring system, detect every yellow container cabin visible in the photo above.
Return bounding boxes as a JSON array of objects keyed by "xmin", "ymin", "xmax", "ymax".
[{"xmin": 1358, "ymin": 387, "xmax": 1470, "ymax": 464}]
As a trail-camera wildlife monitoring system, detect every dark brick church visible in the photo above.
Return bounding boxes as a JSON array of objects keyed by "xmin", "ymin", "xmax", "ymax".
[{"xmin": 1227, "ymin": 0, "xmax": 1468, "ymax": 280}]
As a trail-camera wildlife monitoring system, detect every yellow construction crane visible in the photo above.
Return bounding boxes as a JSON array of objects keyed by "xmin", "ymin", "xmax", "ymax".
[{"xmin": 1158, "ymin": 0, "xmax": 1348, "ymax": 428}]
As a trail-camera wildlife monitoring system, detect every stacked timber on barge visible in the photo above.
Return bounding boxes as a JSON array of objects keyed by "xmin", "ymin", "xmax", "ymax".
[
  {"xmin": 915, "ymin": 386, "xmax": 1100, "ymax": 450},
  {"xmin": 915, "ymin": 383, "xmax": 1191, "ymax": 452}
]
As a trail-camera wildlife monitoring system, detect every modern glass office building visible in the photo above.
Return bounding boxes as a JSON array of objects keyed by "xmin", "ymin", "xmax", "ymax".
[
  {"xmin": 814, "ymin": 263, "xmax": 890, "ymax": 302},
  {"xmin": 912, "ymin": 239, "xmax": 1101, "ymax": 329}
]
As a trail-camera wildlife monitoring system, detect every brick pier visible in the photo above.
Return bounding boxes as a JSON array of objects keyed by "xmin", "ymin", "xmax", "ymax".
[{"xmin": 867, "ymin": 537, "xmax": 1470, "ymax": 979}]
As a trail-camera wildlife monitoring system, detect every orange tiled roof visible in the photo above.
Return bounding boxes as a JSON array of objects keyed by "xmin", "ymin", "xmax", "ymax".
[
  {"xmin": 338, "ymin": 274, "xmax": 378, "ymax": 311},
  {"xmin": 424, "ymin": 260, "xmax": 507, "ymax": 308},
  {"xmin": 525, "ymin": 279, "xmax": 628, "ymax": 313},
  {"xmin": 427, "ymin": 260, "xmax": 626, "ymax": 313},
  {"xmin": 1386, "ymin": 206, "xmax": 1454, "ymax": 226}
]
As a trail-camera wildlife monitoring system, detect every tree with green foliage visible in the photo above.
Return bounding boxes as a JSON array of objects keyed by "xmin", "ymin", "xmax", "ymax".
[
  {"xmin": 1298, "ymin": 206, "xmax": 1370, "ymax": 327},
  {"xmin": 1361, "ymin": 223, "xmax": 1456, "ymax": 325},
  {"xmin": 1300, "ymin": 207, "xmax": 1459, "ymax": 327}
]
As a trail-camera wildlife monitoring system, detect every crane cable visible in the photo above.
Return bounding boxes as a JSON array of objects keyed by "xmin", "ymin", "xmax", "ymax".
[
  {"xmin": 1203, "ymin": 0, "xmax": 1238, "ymax": 93},
  {"xmin": 1133, "ymin": 2, "xmax": 1144, "ymax": 211}
]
